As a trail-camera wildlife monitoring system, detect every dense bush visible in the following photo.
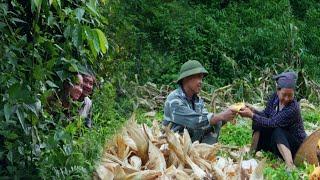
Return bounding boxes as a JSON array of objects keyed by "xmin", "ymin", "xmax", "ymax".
[
  {"xmin": 1, "ymin": 0, "xmax": 320, "ymax": 178},
  {"xmin": 110, "ymin": 0, "xmax": 320, "ymax": 86},
  {"xmin": 0, "ymin": 0, "xmax": 113, "ymax": 178}
]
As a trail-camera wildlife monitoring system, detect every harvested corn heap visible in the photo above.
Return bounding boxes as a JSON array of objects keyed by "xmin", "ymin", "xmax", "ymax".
[{"xmin": 94, "ymin": 114, "xmax": 264, "ymax": 179}]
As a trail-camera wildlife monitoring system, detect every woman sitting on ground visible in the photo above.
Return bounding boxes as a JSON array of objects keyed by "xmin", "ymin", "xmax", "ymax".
[{"xmin": 238, "ymin": 72, "xmax": 306, "ymax": 170}]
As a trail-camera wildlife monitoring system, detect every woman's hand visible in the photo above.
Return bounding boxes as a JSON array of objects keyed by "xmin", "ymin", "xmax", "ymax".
[
  {"xmin": 245, "ymin": 103, "xmax": 256, "ymax": 112},
  {"xmin": 238, "ymin": 107, "xmax": 254, "ymax": 119}
]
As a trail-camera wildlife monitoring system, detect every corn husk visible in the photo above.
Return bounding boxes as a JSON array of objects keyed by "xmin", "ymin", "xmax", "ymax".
[
  {"xmin": 185, "ymin": 155, "xmax": 207, "ymax": 179},
  {"xmin": 241, "ymin": 159, "xmax": 258, "ymax": 179},
  {"xmin": 129, "ymin": 156, "xmax": 142, "ymax": 170},
  {"xmin": 146, "ymin": 140, "xmax": 166, "ymax": 171},
  {"xmin": 114, "ymin": 134, "xmax": 128, "ymax": 160},
  {"xmin": 123, "ymin": 133, "xmax": 138, "ymax": 151},
  {"xmin": 163, "ymin": 165, "xmax": 190, "ymax": 179},
  {"xmin": 95, "ymin": 164, "xmax": 115, "ymax": 180},
  {"xmin": 114, "ymin": 165, "xmax": 126, "ymax": 180},
  {"xmin": 249, "ymin": 159, "xmax": 265, "ymax": 180},
  {"xmin": 126, "ymin": 115, "xmax": 149, "ymax": 164},
  {"xmin": 164, "ymin": 127, "xmax": 186, "ymax": 164},
  {"xmin": 94, "ymin": 115, "xmax": 264, "ymax": 179},
  {"xmin": 125, "ymin": 170, "xmax": 162, "ymax": 180}
]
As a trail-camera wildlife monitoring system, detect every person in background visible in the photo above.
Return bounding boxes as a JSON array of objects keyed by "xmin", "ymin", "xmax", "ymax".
[
  {"xmin": 162, "ymin": 60, "xmax": 237, "ymax": 144},
  {"xmin": 78, "ymin": 73, "xmax": 96, "ymax": 128},
  {"xmin": 239, "ymin": 71, "xmax": 306, "ymax": 170},
  {"xmin": 46, "ymin": 73, "xmax": 83, "ymax": 120}
]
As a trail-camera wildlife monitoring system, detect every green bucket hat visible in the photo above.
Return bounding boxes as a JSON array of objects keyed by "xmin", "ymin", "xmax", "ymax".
[{"xmin": 177, "ymin": 60, "xmax": 208, "ymax": 83}]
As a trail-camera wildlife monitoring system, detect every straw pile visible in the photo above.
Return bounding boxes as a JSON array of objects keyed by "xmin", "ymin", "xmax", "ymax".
[{"xmin": 93, "ymin": 114, "xmax": 264, "ymax": 180}]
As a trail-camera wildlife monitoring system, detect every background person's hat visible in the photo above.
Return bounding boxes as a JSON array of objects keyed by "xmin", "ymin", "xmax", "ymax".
[{"xmin": 273, "ymin": 71, "xmax": 298, "ymax": 89}]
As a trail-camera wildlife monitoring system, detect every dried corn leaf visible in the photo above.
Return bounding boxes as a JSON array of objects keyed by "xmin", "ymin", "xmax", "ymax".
[
  {"xmin": 122, "ymin": 166, "xmax": 139, "ymax": 174},
  {"xmin": 123, "ymin": 134, "xmax": 138, "ymax": 151},
  {"xmin": 215, "ymin": 157, "xmax": 231, "ymax": 170},
  {"xmin": 126, "ymin": 120, "xmax": 148, "ymax": 163},
  {"xmin": 115, "ymin": 134, "xmax": 128, "ymax": 160},
  {"xmin": 212, "ymin": 165, "xmax": 227, "ymax": 180},
  {"xmin": 143, "ymin": 123, "xmax": 154, "ymax": 141},
  {"xmin": 103, "ymin": 153, "xmax": 125, "ymax": 166},
  {"xmin": 160, "ymin": 143, "xmax": 170, "ymax": 160},
  {"xmin": 185, "ymin": 155, "xmax": 207, "ymax": 179},
  {"xmin": 165, "ymin": 127, "xmax": 186, "ymax": 164},
  {"xmin": 213, "ymin": 156, "xmax": 239, "ymax": 180},
  {"xmin": 224, "ymin": 164, "xmax": 240, "ymax": 180},
  {"xmin": 192, "ymin": 143, "xmax": 219, "ymax": 161},
  {"xmin": 101, "ymin": 162, "xmax": 119, "ymax": 174},
  {"xmin": 95, "ymin": 165, "xmax": 115, "ymax": 180},
  {"xmin": 163, "ymin": 165, "xmax": 190, "ymax": 179},
  {"xmin": 114, "ymin": 165, "xmax": 127, "ymax": 180},
  {"xmin": 183, "ymin": 168, "xmax": 193, "ymax": 175},
  {"xmin": 167, "ymin": 150, "xmax": 179, "ymax": 167},
  {"xmin": 125, "ymin": 170, "xmax": 162, "ymax": 180},
  {"xmin": 193, "ymin": 157, "xmax": 212, "ymax": 172},
  {"xmin": 241, "ymin": 159, "xmax": 258, "ymax": 173},
  {"xmin": 182, "ymin": 129, "xmax": 192, "ymax": 155},
  {"xmin": 146, "ymin": 140, "xmax": 166, "ymax": 171},
  {"xmin": 249, "ymin": 159, "xmax": 265, "ymax": 180},
  {"xmin": 164, "ymin": 165, "xmax": 176, "ymax": 175},
  {"xmin": 129, "ymin": 156, "xmax": 142, "ymax": 170}
]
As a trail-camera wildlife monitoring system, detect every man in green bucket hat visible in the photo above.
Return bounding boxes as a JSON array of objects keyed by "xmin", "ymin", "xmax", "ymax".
[{"xmin": 162, "ymin": 60, "xmax": 237, "ymax": 144}]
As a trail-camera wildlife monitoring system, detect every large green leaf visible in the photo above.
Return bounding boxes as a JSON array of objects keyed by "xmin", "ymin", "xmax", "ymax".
[
  {"xmin": 85, "ymin": 27, "xmax": 99, "ymax": 58},
  {"xmin": 68, "ymin": 62, "xmax": 79, "ymax": 72},
  {"xmin": 33, "ymin": 65, "xmax": 44, "ymax": 81},
  {"xmin": 33, "ymin": 0, "xmax": 43, "ymax": 11},
  {"xmin": 0, "ymin": 22, "xmax": 6, "ymax": 30},
  {"xmin": 4, "ymin": 103, "xmax": 12, "ymax": 121},
  {"xmin": 72, "ymin": 25, "xmax": 83, "ymax": 48},
  {"xmin": 16, "ymin": 108, "xmax": 28, "ymax": 135},
  {"xmin": 75, "ymin": 8, "xmax": 85, "ymax": 23},
  {"xmin": 8, "ymin": 83, "xmax": 34, "ymax": 103},
  {"xmin": 94, "ymin": 29, "xmax": 108, "ymax": 54},
  {"xmin": 46, "ymin": 80, "xmax": 59, "ymax": 88},
  {"xmin": 86, "ymin": 0, "xmax": 100, "ymax": 17}
]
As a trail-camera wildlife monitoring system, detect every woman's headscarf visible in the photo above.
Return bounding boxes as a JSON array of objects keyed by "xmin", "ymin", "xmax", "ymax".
[{"xmin": 273, "ymin": 71, "xmax": 298, "ymax": 89}]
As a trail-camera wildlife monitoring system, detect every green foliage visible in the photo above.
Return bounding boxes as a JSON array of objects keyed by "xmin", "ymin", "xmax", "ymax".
[
  {"xmin": 135, "ymin": 109, "xmax": 163, "ymax": 127},
  {"xmin": 108, "ymin": 0, "xmax": 318, "ymax": 86},
  {"xmin": 36, "ymin": 81, "xmax": 124, "ymax": 179},
  {"xmin": 219, "ymin": 120, "xmax": 252, "ymax": 146},
  {"xmin": 262, "ymin": 154, "xmax": 313, "ymax": 180},
  {"xmin": 302, "ymin": 109, "xmax": 320, "ymax": 124},
  {"xmin": 264, "ymin": 164, "xmax": 300, "ymax": 180},
  {"xmin": 0, "ymin": 0, "xmax": 113, "ymax": 177}
]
